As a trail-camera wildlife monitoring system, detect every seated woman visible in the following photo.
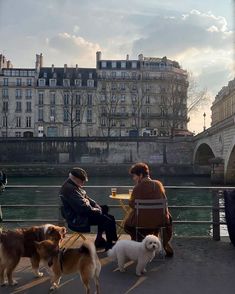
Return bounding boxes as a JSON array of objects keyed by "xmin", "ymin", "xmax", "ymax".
[
  {"xmin": 124, "ymin": 162, "xmax": 174, "ymax": 257},
  {"xmin": 59, "ymin": 167, "xmax": 117, "ymax": 251}
]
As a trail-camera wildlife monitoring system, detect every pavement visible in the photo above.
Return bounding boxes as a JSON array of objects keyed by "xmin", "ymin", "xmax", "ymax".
[{"xmin": 1, "ymin": 235, "xmax": 235, "ymax": 294}]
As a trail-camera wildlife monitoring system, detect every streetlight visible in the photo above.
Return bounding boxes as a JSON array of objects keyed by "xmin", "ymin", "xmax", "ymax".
[{"xmin": 203, "ymin": 112, "xmax": 206, "ymax": 131}]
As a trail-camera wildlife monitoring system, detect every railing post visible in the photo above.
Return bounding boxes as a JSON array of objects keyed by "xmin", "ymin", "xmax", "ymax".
[{"xmin": 212, "ymin": 190, "xmax": 220, "ymax": 241}]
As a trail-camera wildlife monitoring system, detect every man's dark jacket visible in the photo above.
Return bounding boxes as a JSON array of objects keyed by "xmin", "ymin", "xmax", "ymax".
[{"xmin": 59, "ymin": 179, "xmax": 101, "ymax": 231}]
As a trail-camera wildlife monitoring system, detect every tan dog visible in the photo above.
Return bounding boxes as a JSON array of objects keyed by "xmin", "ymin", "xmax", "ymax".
[
  {"xmin": 0, "ymin": 224, "xmax": 66, "ymax": 286},
  {"xmin": 35, "ymin": 240, "xmax": 101, "ymax": 293}
]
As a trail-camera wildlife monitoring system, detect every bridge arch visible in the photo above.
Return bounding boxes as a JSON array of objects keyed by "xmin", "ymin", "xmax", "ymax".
[
  {"xmin": 225, "ymin": 139, "xmax": 235, "ymax": 184},
  {"xmin": 194, "ymin": 143, "xmax": 216, "ymax": 165}
]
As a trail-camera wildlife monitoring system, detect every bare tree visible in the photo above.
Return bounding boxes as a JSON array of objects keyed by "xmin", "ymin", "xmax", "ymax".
[
  {"xmin": 60, "ymin": 87, "xmax": 86, "ymax": 161},
  {"xmin": 96, "ymin": 80, "xmax": 122, "ymax": 155}
]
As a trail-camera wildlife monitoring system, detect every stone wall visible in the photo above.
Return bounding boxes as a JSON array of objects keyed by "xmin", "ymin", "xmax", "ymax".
[{"xmin": 0, "ymin": 137, "xmax": 194, "ymax": 165}]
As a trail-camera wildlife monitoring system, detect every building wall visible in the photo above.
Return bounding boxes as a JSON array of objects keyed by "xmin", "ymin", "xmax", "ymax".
[
  {"xmin": 211, "ymin": 78, "xmax": 235, "ymax": 126},
  {"xmin": 0, "ymin": 52, "xmax": 189, "ymax": 138}
]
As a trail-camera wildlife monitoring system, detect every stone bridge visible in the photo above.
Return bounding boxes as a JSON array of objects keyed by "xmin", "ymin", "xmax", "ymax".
[{"xmin": 193, "ymin": 115, "xmax": 235, "ymax": 184}]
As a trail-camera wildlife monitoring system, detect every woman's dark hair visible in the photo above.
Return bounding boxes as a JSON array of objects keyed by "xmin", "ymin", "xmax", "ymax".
[{"xmin": 129, "ymin": 162, "xmax": 150, "ymax": 177}]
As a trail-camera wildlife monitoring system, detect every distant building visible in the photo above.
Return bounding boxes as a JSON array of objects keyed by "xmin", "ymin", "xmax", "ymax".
[
  {"xmin": 0, "ymin": 52, "xmax": 189, "ymax": 137},
  {"xmin": 211, "ymin": 78, "xmax": 235, "ymax": 126}
]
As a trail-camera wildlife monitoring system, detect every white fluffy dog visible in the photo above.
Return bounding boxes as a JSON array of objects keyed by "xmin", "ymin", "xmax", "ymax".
[{"xmin": 108, "ymin": 234, "xmax": 161, "ymax": 276}]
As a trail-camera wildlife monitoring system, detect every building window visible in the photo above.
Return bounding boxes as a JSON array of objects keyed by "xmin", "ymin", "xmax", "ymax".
[
  {"xmin": 75, "ymin": 93, "xmax": 81, "ymax": 105},
  {"xmin": 161, "ymin": 120, "xmax": 165, "ymax": 127},
  {"xmin": 112, "ymin": 61, "xmax": 117, "ymax": 68},
  {"xmin": 16, "ymin": 78, "xmax": 22, "ymax": 86},
  {"xmin": 1, "ymin": 131, "xmax": 7, "ymax": 137},
  {"xmin": 121, "ymin": 61, "xmax": 126, "ymax": 68},
  {"xmin": 87, "ymin": 80, "xmax": 94, "ymax": 87},
  {"xmin": 145, "ymin": 120, "xmax": 150, "ymax": 127},
  {"xmin": 15, "ymin": 132, "xmax": 21, "ymax": 137},
  {"xmin": 50, "ymin": 108, "xmax": 55, "ymax": 121},
  {"xmin": 87, "ymin": 109, "xmax": 92, "ymax": 123},
  {"xmin": 101, "ymin": 117, "xmax": 106, "ymax": 126},
  {"xmin": 38, "ymin": 79, "xmax": 45, "ymax": 86},
  {"xmin": 50, "ymin": 92, "xmax": 56, "ymax": 105},
  {"xmin": 146, "ymin": 107, "xmax": 150, "ymax": 114},
  {"xmin": 2, "ymin": 101, "xmax": 8, "ymax": 112},
  {"xmin": 89, "ymin": 72, "xmax": 93, "ymax": 79},
  {"xmin": 3, "ymin": 78, "xmax": 8, "ymax": 86},
  {"xmin": 64, "ymin": 109, "xmax": 69, "ymax": 121},
  {"xmin": 121, "ymin": 107, "xmax": 125, "ymax": 114},
  {"xmin": 26, "ymin": 101, "xmax": 32, "ymax": 112},
  {"xmin": 111, "ymin": 71, "xmax": 116, "ymax": 78},
  {"xmin": 2, "ymin": 116, "xmax": 7, "ymax": 127},
  {"xmin": 38, "ymin": 92, "xmax": 44, "ymax": 105},
  {"xmin": 16, "ymin": 117, "xmax": 21, "ymax": 127},
  {"xmin": 16, "ymin": 101, "xmax": 22, "ymax": 112},
  {"xmin": 27, "ymin": 78, "xmax": 32, "ymax": 86},
  {"xmin": 121, "ymin": 72, "xmax": 126, "ymax": 78},
  {"xmin": 38, "ymin": 108, "xmax": 43, "ymax": 121},
  {"xmin": 102, "ymin": 71, "xmax": 106, "ymax": 78},
  {"xmin": 111, "ymin": 119, "xmax": 116, "ymax": 126},
  {"xmin": 101, "ymin": 61, "xmax": 107, "ymax": 68},
  {"xmin": 75, "ymin": 79, "xmax": 82, "ymax": 87},
  {"xmin": 121, "ymin": 95, "xmax": 125, "ymax": 102},
  {"xmin": 26, "ymin": 89, "xmax": 32, "ymax": 99},
  {"xmin": 132, "ymin": 72, "xmax": 137, "ymax": 79},
  {"xmin": 2, "ymin": 88, "xmax": 8, "ymax": 98},
  {"xmin": 146, "ymin": 96, "xmax": 150, "ymax": 104},
  {"xmin": 26, "ymin": 116, "xmax": 31, "ymax": 128},
  {"xmin": 87, "ymin": 94, "xmax": 92, "ymax": 106},
  {"xmin": 132, "ymin": 61, "xmax": 137, "ymax": 69},
  {"xmin": 15, "ymin": 89, "xmax": 21, "ymax": 99},
  {"xmin": 64, "ymin": 93, "xmax": 69, "ymax": 105},
  {"xmin": 131, "ymin": 94, "xmax": 136, "ymax": 102},
  {"xmin": 49, "ymin": 79, "xmax": 57, "ymax": 87},
  {"xmin": 76, "ymin": 109, "xmax": 80, "ymax": 122},
  {"xmin": 63, "ymin": 79, "xmax": 70, "ymax": 87}
]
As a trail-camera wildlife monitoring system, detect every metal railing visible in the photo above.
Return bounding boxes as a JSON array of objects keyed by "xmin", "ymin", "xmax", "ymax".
[{"xmin": 1, "ymin": 185, "xmax": 234, "ymax": 241}]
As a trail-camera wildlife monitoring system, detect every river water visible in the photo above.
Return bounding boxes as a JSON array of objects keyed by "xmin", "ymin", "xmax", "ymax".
[{"xmin": 0, "ymin": 175, "xmax": 227, "ymax": 237}]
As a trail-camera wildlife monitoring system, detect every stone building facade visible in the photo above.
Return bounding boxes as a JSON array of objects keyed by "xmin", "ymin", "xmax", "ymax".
[
  {"xmin": 0, "ymin": 52, "xmax": 189, "ymax": 137},
  {"xmin": 211, "ymin": 78, "xmax": 235, "ymax": 126}
]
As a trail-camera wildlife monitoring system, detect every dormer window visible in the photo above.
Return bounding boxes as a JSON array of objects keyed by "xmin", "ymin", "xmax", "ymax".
[
  {"xmin": 38, "ymin": 79, "xmax": 45, "ymax": 87},
  {"xmin": 132, "ymin": 61, "xmax": 137, "ymax": 68},
  {"xmin": 89, "ymin": 72, "xmax": 93, "ymax": 79},
  {"xmin": 49, "ymin": 79, "xmax": 57, "ymax": 87},
  {"xmin": 43, "ymin": 72, "xmax": 47, "ymax": 78},
  {"xmin": 101, "ymin": 61, "xmax": 107, "ymax": 68},
  {"xmin": 121, "ymin": 61, "xmax": 126, "ymax": 68},
  {"xmin": 75, "ymin": 79, "xmax": 82, "ymax": 87},
  {"xmin": 112, "ymin": 61, "xmax": 117, "ymax": 68},
  {"xmin": 87, "ymin": 80, "xmax": 94, "ymax": 87},
  {"xmin": 63, "ymin": 79, "xmax": 70, "ymax": 87}
]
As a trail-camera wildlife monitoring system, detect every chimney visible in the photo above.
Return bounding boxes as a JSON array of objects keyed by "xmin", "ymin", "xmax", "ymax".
[
  {"xmin": 96, "ymin": 51, "xmax": 102, "ymax": 62},
  {"xmin": 39, "ymin": 53, "xmax": 43, "ymax": 67},
  {"xmin": 64, "ymin": 64, "xmax": 67, "ymax": 73},
  {"xmin": 75, "ymin": 64, "xmax": 78, "ymax": 71},
  {"xmin": 126, "ymin": 54, "xmax": 129, "ymax": 61},
  {"xmin": 51, "ymin": 64, "xmax": 54, "ymax": 73}
]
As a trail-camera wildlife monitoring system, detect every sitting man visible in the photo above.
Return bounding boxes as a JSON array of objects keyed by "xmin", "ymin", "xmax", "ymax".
[
  {"xmin": 124, "ymin": 162, "xmax": 174, "ymax": 257},
  {"xmin": 59, "ymin": 167, "xmax": 117, "ymax": 250}
]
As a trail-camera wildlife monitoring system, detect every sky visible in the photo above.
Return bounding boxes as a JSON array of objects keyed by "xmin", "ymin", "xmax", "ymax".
[{"xmin": 0, "ymin": 0, "xmax": 234, "ymax": 134}]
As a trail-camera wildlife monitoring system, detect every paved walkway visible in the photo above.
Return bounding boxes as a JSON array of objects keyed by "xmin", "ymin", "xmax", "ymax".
[{"xmin": 1, "ymin": 236, "xmax": 235, "ymax": 294}]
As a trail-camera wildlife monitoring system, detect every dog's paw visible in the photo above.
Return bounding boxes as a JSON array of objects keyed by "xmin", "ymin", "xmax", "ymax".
[
  {"xmin": 34, "ymin": 271, "xmax": 44, "ymax": 278},
  {"xmin": 0, "ymin": 281, "xmax": 7, "ymax": 287},
  {"xmin": 9, "ymin": 280, "xmax": 18, "ymax": 286}
]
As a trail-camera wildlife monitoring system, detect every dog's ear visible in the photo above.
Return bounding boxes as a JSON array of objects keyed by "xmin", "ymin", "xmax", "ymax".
[{"xmin": 47, "ymin": 226, "xmax": 55, "ymax": 235}]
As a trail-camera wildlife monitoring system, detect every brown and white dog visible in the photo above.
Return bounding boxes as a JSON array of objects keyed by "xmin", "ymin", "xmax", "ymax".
[
  {"xmin": 35, "ymin": 240, "xmax": 101, "ymax": 293},
  {"xmin": 0, "ymin": 224, "xmax": 66, "ymax": 286}
]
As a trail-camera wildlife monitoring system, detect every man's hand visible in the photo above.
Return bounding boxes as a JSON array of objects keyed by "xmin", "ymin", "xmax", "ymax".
[{"xmin": 92, "ymin": 207, "xmax": 102, "ymax": 215}]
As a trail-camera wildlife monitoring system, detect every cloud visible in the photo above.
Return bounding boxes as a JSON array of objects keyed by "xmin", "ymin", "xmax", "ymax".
[{"xmin": 47, "ymin": 33, "xmax": 101, "ymax": 67}]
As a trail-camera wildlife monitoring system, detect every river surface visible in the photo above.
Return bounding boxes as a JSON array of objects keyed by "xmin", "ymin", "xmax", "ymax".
[{"xmin": 0, "ymin": 175, "xmax": 228, "ymax": 237}]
